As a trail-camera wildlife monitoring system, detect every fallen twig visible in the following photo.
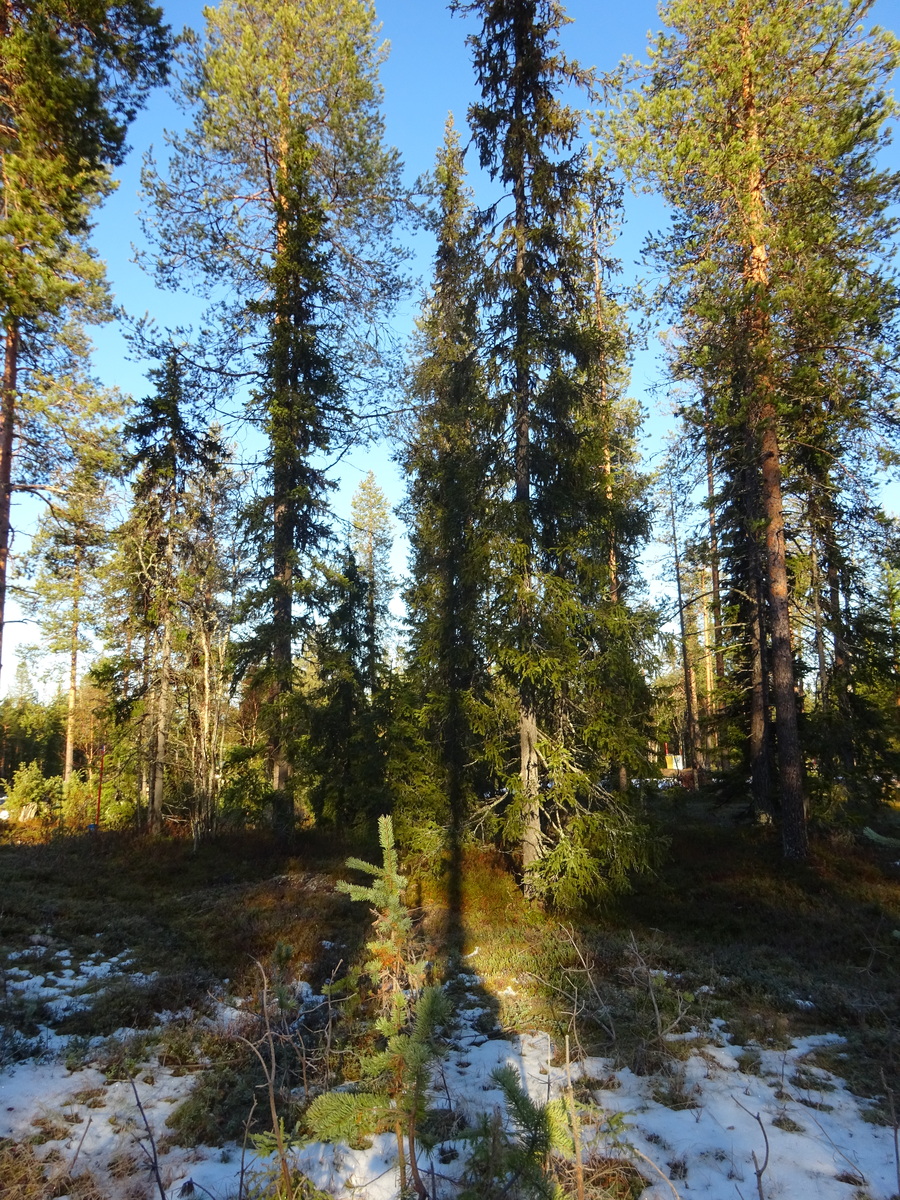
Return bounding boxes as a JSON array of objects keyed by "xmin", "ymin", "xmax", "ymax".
[
  {"xmin": 734, "ymin": 1098, "xmax": 770, "ymax": 1200},
  {"xmin": 629, "ymin": 1145, "xmax": 684, "ymax": 1200},
  {"xmin": 882, "ymin": 1069, "xmax": 900, "ymax": 1200},
  {"xmin": 128, "ymin": 1073, "xmax": 167, "ymax": 1200},
  {"xmin": 66, "ymin": 1113, "xmax": 92, "ymax": 1175}
]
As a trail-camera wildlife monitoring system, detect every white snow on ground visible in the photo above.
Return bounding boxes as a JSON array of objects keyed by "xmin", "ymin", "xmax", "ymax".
[{"xmin": 1, "ymin": 954, "xmax": 898, "ymax": 1199}]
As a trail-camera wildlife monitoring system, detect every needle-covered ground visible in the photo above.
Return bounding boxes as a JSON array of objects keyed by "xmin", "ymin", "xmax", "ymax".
[{"xmin": 1, "ymin": 799, "xmax": 899, "ymax": 1200}]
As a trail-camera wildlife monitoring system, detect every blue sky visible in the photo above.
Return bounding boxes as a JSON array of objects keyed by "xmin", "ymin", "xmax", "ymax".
[
  {"xmin": 88, "ymin": 0, "xmax": 673, "ymax": 446},
  {"xmin": 8, "ymin": 0, "xmax": 900, "ymax": 690},
  {"xmin": 76, "ymin": 0, "xmax": 674, "ymax": 631}
]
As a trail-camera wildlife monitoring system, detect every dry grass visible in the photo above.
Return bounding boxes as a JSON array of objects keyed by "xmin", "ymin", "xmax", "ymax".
[
  {"xmin": 555, "ymin": 1153, "xmax": 648, "ymax": 1200},
  {"xmin": 0, "ymin": 828, "xmax": 369, "ymax": 1010},
  {"xmin": 0, "ymin": 1138, "xmax": 108, "ymax": 1200},
  {"xmin": 2, "ymin": 800, "xmax": 900, "ymax": 1192},
  {"xmin": 414, "ymin": 802, "xmax": 900, "ymax": 1105},
  {"xmin": 0, "ymin": 1139, "xmax": 50, "ymax": 1200}
]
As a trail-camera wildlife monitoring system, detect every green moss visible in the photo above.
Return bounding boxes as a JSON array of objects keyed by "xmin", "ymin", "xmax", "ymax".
[{"xmin": 165, "ymin": 1057, "xmax": 264, "ymax": 1147}]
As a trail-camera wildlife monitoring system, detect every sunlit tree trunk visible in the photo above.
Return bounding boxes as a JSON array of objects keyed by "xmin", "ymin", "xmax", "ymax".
[
  {"xmin": 742, "ymin": 38, "xmax": 806, "ymax": 857},
  {"xmin": 63, "ymin": 549, "xmax": 82, "ymax": 784},
  {"xmin": 0, "ymin": 323, "xmax": 17, "ymax": 689}
]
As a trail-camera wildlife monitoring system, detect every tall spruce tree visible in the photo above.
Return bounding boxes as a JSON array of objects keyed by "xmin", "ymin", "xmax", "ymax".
[
  {"xmin": 618, "ymin": 0, "xmax": 900, "ymax": 858},
  {"xmin": 303, "ymin": 547, "xmax": 384, "ymax": 826},
  {"xmin": 142, "ymin": 0, "xmax": 405, "ymax": 835},
  {"xmin": 119, "ymin": 355, "xmax": 221, "ymax": 833},
  {"xmin": 453, "ymin": 0, "xmax": 657, "ymax": 905},
  {"xmin": 402, "ymin": 118, "xmax": 496, "ymax": 838},
  {"xmin": 350, "ymin": 470, "xmax": 395, "ymax": 692}
]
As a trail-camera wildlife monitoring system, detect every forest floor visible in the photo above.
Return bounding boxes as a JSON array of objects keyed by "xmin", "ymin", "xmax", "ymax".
[{"xmin": 1, "ymin": 793, "xmax": 900, "ymax": 1200}]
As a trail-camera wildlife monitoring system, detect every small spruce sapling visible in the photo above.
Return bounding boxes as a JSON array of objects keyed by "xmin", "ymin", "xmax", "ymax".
[
  {"xmin": 337, "ymin": 814, "xmax": 426, "ymax": 1002},
  {"xmin": 459, "ymin": 1064, "xmax": 574, "ymax": 1200},
  {"xmin": 308, "ymin": 818, "xmax": 450, "ymax": 1195},
  {"xmin": 305, "ymin": 987, "xmax": 451, "ymax": 1194}
]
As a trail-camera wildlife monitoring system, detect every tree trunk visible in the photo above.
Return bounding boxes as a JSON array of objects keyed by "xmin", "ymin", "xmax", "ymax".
[
  {"xmin": 150, "ymin": 618, "xmax": 170, "ymax": 835},
  {"xmin": 747, "ymin": 565, "xmax": 774, "ymax": 819},
  {"xmin": 671, "ymin": 494, "xmax": 701, "ymax": 782},
  {"xmin": 0, "ymin": 322, "xmax": 18, "ymax": 689},
  {"xmin": 705, "ymin": 438, "xmax": 726, "ymax": 684},
  {"xmin": 64, "ymin": 555, "xmax": 81, "ymax": 784},
  {"xmin": 759, "ymin": 412, "xmax": 807, "ymax": 857},
  {"xmin": 741, "ymin": 34, "xmax": 807, "ymax": 857},
  {"xmin": 138, "ymin": 631, "xmax": 151, "ymax": 822},
  {"xmin": 511, "ymin": 15, "xmax": 542, "ymax": 874},
  {"xmin": 810, "ymin": 528, "xmax": 828, "ymax": 704},
  {"xmin": 701, "ymin": 580, "xmax": 718, "ymax": 763},
  {"xmin": 519, "ymin": 704, "xmax": 542, "ymax": 867}
]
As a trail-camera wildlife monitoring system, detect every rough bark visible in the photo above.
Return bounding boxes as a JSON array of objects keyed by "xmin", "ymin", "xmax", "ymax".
[
  {"xmin": 510, "ymin": 13, "xmax": 542, "ymax": 872},
  {"xmin": 741, "ymin": 34, "xmax": 807, "ymax": 857},
  {"xmin": 0, "ymin": 322, "xmax": 18, "ymax": 689},
  {"xmin": 671, "ymin": 494, "xmax": 701, "ymax": 781},
  {"xmin": 705, "ymin": 438, "xmax": 726, "ymax": 683},
  {"xmin": 63, "ymin": 549, "xmax": 81, "ymax": 784},
  {"xmin": 150, "ymin": 617, "xmax": 170, "ymax": 835},
  {"xmin": 810, "ymin": 529, "xmax": 828, "ymax": 703},
  {"xmin": 759, "ymin": 411, "xmax": 807, "ymax": 856}
]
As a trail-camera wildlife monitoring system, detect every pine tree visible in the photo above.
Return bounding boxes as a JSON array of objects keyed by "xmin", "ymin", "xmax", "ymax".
[
  {"xmin": 142, "ymin": 0, "xmax": 405, "ymax": 836},
  {"xmin": 619, "ymin": 0, "xmax": 900, "ymax": 857}
]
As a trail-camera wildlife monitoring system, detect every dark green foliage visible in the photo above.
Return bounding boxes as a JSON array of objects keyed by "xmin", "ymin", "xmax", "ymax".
[
  {"xmin": 308, "ymin": 827, "xmax": 450, "ymax": 1183},
  {"xmin": 445, "ymin": 0, "xmax": 658, "ymax": 903},
  {"xmin": 459, "ymin": 1064, "xmax": 572, "ymax": 1200},
  {"xmin": 0, "ymin": 689, "xmax": 65, "ymax": 786},
  {"xmin": 305, "ymin": 987, "xmax": 450, "ymax": 1150},
  {"xmin": 242, "ymin": 131, "xmax": 338, "ymax": 823},
  {"xmin": 304, "ymin": 550, "xmax": 388, "ymax": 827},
  {"xmin": 1, "ymin": 1, "xmax": 170, "ymax": 174},
  {"xmin": 618, "ymin": 0, "xmax": 900, "ymax": 848},
  {"xmin": 166, "ymin": 1054, "xmax": 261, "ymax": 1147},
  {"xmin": 0, "ymin": 2, "xmax": 171, "ymax": 771},
  {"xmin": 401, "ymin": 119, "xmax": 497, "ymax": 833},
  {"xmin": 103, "ymin": 354, "xmax": 229, "ymax": 832},
  {"xmin": 5, "ymin": 759, "xmax": 63, "ymax": 821},
  {"xmin": 0, "ymin": 0, "xmax": 171, "ymax": 318},
  {"xmin": 337, "ymin": 815, "xmax": 426, "ymax": 998},
  {"xmin": 140, "ymin": 0, "xmax": 407, "ymax": 837}
]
